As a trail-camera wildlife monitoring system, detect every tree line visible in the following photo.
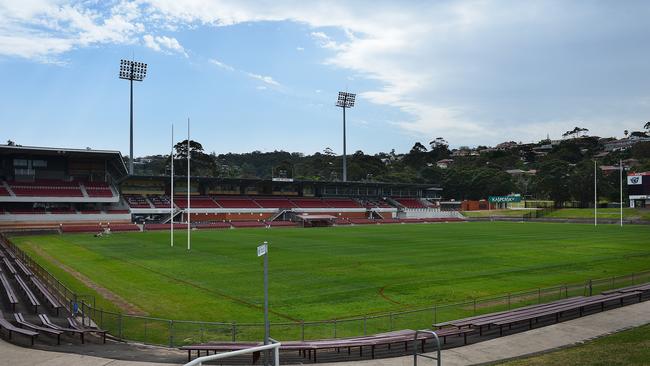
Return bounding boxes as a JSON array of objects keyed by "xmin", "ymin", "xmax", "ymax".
[{"xmin": 132, "ymin": 127, "xmax": 650, "ymax": 206}]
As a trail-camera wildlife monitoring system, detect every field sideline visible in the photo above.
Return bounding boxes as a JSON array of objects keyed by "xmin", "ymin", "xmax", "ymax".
[{"xmin": 11, "ymin": 222, "xmax": 650, "ymax": 325}]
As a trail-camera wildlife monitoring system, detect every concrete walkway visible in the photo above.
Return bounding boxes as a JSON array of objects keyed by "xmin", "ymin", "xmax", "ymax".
[
  {"xmin": 1, "ymin": 300, "xmax": 649, "ymax": 366},
  {"xmin": 0, "ymin": 340, "xmax": 172, "ymax": 366}
]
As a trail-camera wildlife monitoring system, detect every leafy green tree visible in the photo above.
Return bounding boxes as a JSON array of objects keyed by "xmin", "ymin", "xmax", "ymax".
[
  {"xmin": 567, "ymin": 161, "xmax": 597, "ymax": 206},
  {"xmin": 172, "ymin": 140, "xmax": 218, "ymax": 177},
  {"xmin": 535, "ymin": 159, "xmax": 572, "ymax": 205},
  {"xmin": 631, "ymin": 142, "xmax": 650, "ymax": 159}
]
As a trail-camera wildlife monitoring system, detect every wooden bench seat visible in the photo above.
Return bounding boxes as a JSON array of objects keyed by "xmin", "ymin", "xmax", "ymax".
[
  {"xmin": 0, "ymin": 315, "xmax": 38, "ymax": 346},
  {"xmin": 39, "ymin": 314, "xmax": 86, "ymax": 343},
  {"xmin": 0, "ymin": 271, "xmax": 18, "ymax": 311},
  {"xmin": 2, "ymin": 258, "xmax": 17, "ymax": 276},
  {"xmin": 1, "ymin": 247, "xmax": 17, "ymax": 261},
  {"xmin": 15, "ymin": 275, "xmax": 40, "ymax": 313},
  {"xmin": 31, "ymin": 277, "xmax": 62, "ymax": 315},
  {"xmin": 14, "ymin": 313, "xmax": 61, "ymax": 345},
  {"xmin": 435, "ymin": 296, "xmax": 586, "ymax": 329},
  {"xmin": 491, "ymin": 292, "xmax": 642, "ymax": 336},
  {"xmin": 470, "ymin": 296, "xmax": 591, "ymax": 328},
  {"xmin": 14, "ymin": 259, "xmax": 33, "ymax": 277},
  {"xmin": 67, "ymin": 317, "xmax": 107, "ymax": 343},
  {"xmin": 435, "ymin": 296, "xmax": 589, "ymax": 338},
  {"xmin": 181, "ymin": 328, "xmax": 470, "ymax": 363}
]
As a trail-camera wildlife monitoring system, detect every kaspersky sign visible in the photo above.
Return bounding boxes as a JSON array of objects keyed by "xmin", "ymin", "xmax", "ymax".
[{"xmin": 488, "ymin": 194, "xmax": 522, "ymax": 203}]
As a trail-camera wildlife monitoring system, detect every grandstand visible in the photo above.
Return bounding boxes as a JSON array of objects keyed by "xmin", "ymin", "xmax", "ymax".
[
  {"xmin": 122, "ymin": 173, "xmax": 459, "ymax": 226},
  {"xmin": 0, "ymin": 144, "xmax": 465, "ymax": 232},
  {"xmin": 0, "ymin": 145, "xmax": 130, "ymax": 231}
]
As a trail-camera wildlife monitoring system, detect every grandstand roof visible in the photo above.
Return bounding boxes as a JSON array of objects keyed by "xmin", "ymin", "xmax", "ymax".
[{"xmin": 0, "ymin": 144, "xmax": 128, "ymax": 180}]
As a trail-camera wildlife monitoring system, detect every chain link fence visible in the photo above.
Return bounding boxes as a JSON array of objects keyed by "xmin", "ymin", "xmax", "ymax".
[{"xmin": 3, "ymin": 234, "xmax": 649, "ymax": 347}]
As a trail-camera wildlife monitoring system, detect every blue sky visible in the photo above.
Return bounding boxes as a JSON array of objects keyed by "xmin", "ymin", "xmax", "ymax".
[{"xmin": 1, "ymin": 1, "xmax": 650, "ymax": 157}]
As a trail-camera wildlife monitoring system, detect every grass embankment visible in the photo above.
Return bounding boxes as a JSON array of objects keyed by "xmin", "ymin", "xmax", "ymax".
[
  {"xmin": 498, "ymin": 324, "xmax": 650, "ymax": 366},
  {"xmin": 463, "ymin": 208, "xmax": 650, "ymax": 221}
]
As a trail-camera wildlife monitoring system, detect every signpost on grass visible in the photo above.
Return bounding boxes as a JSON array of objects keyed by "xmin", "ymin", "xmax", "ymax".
[{"xmin": 258, "ymin": 241, "xmax": 270, "ymax": 366}]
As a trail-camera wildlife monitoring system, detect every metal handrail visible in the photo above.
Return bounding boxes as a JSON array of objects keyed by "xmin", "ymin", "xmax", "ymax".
[
  {"xmin": 413, "ymin": 330, "xmax": 441, "ymax": 366},
  {"xmin": 183, "ymin": 338, "xmax": 281, "ymax": 366}
]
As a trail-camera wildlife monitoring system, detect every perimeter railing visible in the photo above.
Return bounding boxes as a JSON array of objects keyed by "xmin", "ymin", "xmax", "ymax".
[
  {"xmin": 2, "ymin": 233, "xmax": 650, "ymax": 347},
  {"xmin": 184, "ymin": 338, "xmax": 281, "ymax": 366}
]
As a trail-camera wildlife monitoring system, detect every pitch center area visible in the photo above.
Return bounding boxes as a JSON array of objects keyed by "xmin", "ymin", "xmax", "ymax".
[{"xmin": 13, "ymin": 222, "xmax": 650, "ymax": 323}]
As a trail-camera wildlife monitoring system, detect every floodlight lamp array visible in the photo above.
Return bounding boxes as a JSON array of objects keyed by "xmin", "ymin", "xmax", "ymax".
[
  {"xmin": 119, "ymin": 59, "xmax": 148, "ymax": 81},
  {"xmin": 336, "ymin": 91, "xmax": 356, "ymax": 108}
]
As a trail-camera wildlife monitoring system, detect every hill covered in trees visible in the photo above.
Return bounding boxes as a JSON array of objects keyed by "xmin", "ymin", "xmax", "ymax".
[{"xmin": 132, "ymin": 127, "xmax": 650, "ymax": 206}]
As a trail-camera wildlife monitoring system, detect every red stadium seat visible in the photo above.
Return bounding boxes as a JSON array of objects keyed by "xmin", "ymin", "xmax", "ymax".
[
  {"xmin": 212, "ymin": 197, "xmax": 260, "ymax": 208},
  {"xmin": 84, "ymin": 182, "xmax": 114, "ymax": 197},
  {"xmin": 175, "ymin": 196, "xmax": 220, "ymax": 208},
  {"xmin": 395, "ymin": 198, "xmax": 427, "ymax": 209},
  {"xmin": 254, "ymin": 198, "xmax": 296, "ymax": 209},
  {"xmin": 8, "ymin": 180, "xmax": 83, "ymax": 197},
  {"xmin": 124, "ymin": 194, "xmax": 151, "ymax": 208},
  {"xmin": 290, "ymin": 198, "xmax": 332, "ymax": 208},
  {"xmin": 322, "ymin": 198, "xmax": 362, "ymax": 208},
  {"xmin": 148, "ymin": 195, "xmax": 174, "ymax": 208}
]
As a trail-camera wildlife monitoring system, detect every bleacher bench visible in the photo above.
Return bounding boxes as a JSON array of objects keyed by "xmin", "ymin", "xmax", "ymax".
[
  {"xmin": 0, "ymin": 271, "xmax": 19, "ymax": 311},
  {"xmin": 31, "ymin": 277, "xmax": 63, "ymax": 315},
  {"xmin": 15, "ymin": 275, "xmax": 40, "ymax": 313},
  {"xmin": 67, "ymin": 317, "xmax": 107, "ymax": 343},
  {"xmin": 0, "ymin": 314, "xmax": 37, "ymax": 346},
  {"xmin": 2, "ymin": 258, "xmax": 17, "ymax": 276},
  {"xmin": 39, "ymin": 314, "xmax": 86, "ymax": 343},
  {"xmin": 14, "ymin": 313, "xmax": 61, "ymax": 345},
  {"xmin": 14, "ymin": 259, "xmax": 33, "ymax": 277}
]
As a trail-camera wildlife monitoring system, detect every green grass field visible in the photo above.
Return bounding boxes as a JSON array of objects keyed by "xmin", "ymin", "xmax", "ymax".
[
  {"xmin": 546, "ymin": 208, "xmax": 650, "ymax": 220},
  {"xmin": 12, "ymin": 222, "xmax": 650, "ymax": 326},
  {"xmin": 498, "ymin": 323, "xmax": 650, "ymax": 366},
  {"xmin": 462, "ymin": 208, "xmax": 650, "ymax": 220}
]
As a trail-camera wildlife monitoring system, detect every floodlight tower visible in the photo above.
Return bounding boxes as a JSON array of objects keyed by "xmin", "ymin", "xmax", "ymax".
[
  {"xmin": 336, "ymin": 91, "xmax": 356, "ymax": 182},
  {"xmin": 119, "ymin": 59, "xmax": 148, "ymax": 175}
]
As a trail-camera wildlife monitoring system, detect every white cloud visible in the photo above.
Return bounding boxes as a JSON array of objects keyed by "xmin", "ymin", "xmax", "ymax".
[
  {"xmin": 208, "ymin": 58, "xmax": 235, "ymax": 71},
  {"xmin": 256, "ymin": 85, "xmax": 267, "ymax": 90},
  {"xmin": 246, "ymin": 72, "xmax": 281, "ymax": 87},
  {"xmin": 143, "ymin": 34, "xmax": 187, "ymax": 57},
  {"xmin": 3, "ymin": 1, "xmax": 649, "ymax": 146},
  {"xmin": 208, "ymin": 57, "xmax": 281, "ymax": 88},
  {"xmin": 0, "ymin": 0, "xmax": 145, "ymax": 61},
  {"xmin": 310, "ymin": 31, "xmax": 344, "ymax": 50},
  {"xmin": 296, "ymin": 46, "xmax": 304, "ymax": 51},
  {"xmin": 142, "ymin": 34, "xmax": 159, "ymax": 50}
]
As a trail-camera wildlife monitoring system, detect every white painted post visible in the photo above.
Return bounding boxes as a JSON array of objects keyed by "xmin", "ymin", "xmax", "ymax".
[
  {"xmin": 594, "ymin": 160, "xmax": 597, "ymax": 227},
  {"xmin": 187, "ymin": 118, "xmax": 191, "ymax": 250},
  {"xmin": 620, "ymin": 159, "xmax": 623, "ymax": 227},
  {"xmin": 171, "ymin": 124, "xmax": 174, "ymax": 247}
]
